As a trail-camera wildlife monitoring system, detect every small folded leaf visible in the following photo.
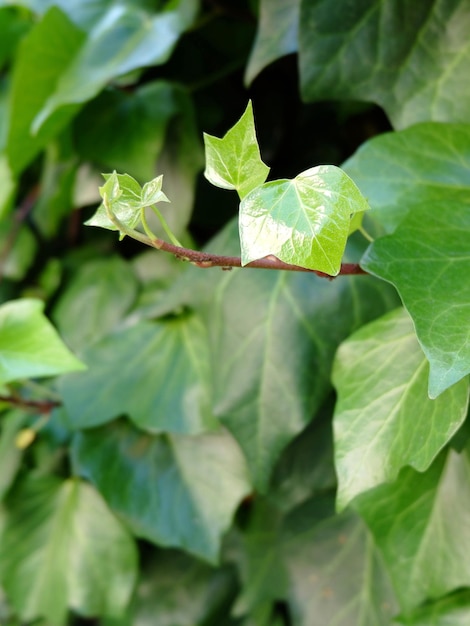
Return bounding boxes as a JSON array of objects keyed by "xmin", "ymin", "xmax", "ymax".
[
  {"xmin": 141, "ymin": 175, "xmax": 169, "ymax": 206},
  {"xmin": 203, "ymin": 101, "xmax": 269, "ymax": 199},
  {"xmin": 0, "ymin": 299, "xmax": 85, "ymax": 386},
  {"xmin": 239, "ymin": 165, "xmax": 370, "ymax": 275},
  {"xmin": 333, "ymin": 307, "xmax": 469, "ymax": 510},
  {"xmin": 86, "ymin": 172, "xmax": 142, "ymax": 232},
  {"xmin": 361, "ymin": 200, "xmax": 470, "ymax": 398}
]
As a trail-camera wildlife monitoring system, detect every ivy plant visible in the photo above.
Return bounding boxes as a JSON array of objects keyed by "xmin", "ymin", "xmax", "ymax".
[{"xmin": 0, "ymin": 1, "xmax": 469, "ymax": 625}]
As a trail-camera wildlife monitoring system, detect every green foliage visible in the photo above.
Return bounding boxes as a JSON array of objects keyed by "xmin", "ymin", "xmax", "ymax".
[{"xmin": 0, "ymin": 1, "xmax": 469, "ymax": 625}]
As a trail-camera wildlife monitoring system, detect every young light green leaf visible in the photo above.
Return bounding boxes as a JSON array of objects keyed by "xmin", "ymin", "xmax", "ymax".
[
  {"xmin": 394, "ymin": 590, "xmax": 470, "ymax": 626},
  {"xmin": 356, "ymin": 448, "xmax": 470, "ymax": 612},
  {"xmin": 72, "ymin": 420, "xmax": 252, "ymax": 563},
  {"xmin": 203, "ymin": 101, "xmax": 269, "ymax": 199},
  {"xmin": 0, "ymin": 477, "xmax": 137, "ymax": 625},
  {"xmin": 361, "ymin": 200, "xmax": 470, "ymax": 398},
  {"xmin": 86, "ymin": 172, "xmax": 142, "ymax": 232},
  {"xmin": 0, "ymin": 299, "xmax": 85, "ymax": 386},
  {"xmin": 59, "ymin": 315, "xmax": 217, "ymax": 435},
  {"xmin": 141, "ymin": 175, "xmax": 169, "ymax": 206},
  {"xmin": 239, "ymin": 165, "xmax": 370, "ymax": 275},
  {"xmin": 333, "ymin": 307, "xmax": 469, "ymax": 510},
  {"xmin": 299, "ymin": 1, "xmax": 470, "ymax": 128}
]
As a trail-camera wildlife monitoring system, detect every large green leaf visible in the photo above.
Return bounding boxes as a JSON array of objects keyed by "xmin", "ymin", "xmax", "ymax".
[
  {"xmin": 245, "ymin": 0, "xmax": 299, "ymax": 84},
  {"xmin": 299, "ymin": 0, "xmax": 470, "ymax": 128},
  {"xmin": 362, "ymin": 201, "xmax": 470, "ymax": 398},
  {"xmin": 239, "ymin": 165, "xmax": 369, "ymax": 275},
  {"xmin": 394, "ymin": 590, "xmax": 470, "ymax": 626},
  {"xmin": 343, "ymin": 123, "xmax": 470, "ymax": 233},
  {"xmin": 0, "ymin": 298, "xmax": 85, "ymax": 386},
  {"xmin": 333, "ymin": 307, "xmax": 469, "ymax": 509},
  {"xmin": 59, "ymin": 314, "xmax": 217, "ymax": 434},
  {"xmin": 52, "ymin": 256, "xmax": 139, "ymax": 352},
  {"xmin": 6, "ymin": 6, "xmax": 85, "ymax": 173},
  {"xmin": 284, "ymin": 505, "xmax": 397, "ymax": 625},
  {"xmin": 0, "ymin": 476, "xmax": 137, "ymax": 625},
  {"xmin": 72, "ymin": 420, "xmax": 251, "ymax": 563},
  {"xmin": 139, "ymin": 220, "xmax": 399, "ymax": 491},
  {"xmin": 32, "ymin": 1, "xmax": 198, "ymax": 133},
  {"xmin": 356, "ymin": 448, "xmax": 470, "ymax": 611},
  {"xmin": 203, "ymin": 101, "xmax": 269, "ymax": 199}
]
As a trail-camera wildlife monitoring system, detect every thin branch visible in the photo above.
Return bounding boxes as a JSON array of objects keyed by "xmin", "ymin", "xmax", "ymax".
[
  {"xmin": 151, "ymin": 238, "xmax": 368, "ymax": 278},
  {"xmin": 0, "ymin": 395, "xmax": 61, "ymax": 415}
]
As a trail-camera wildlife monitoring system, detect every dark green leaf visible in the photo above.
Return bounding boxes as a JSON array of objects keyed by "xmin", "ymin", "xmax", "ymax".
[
  {"xmin": 356, "ymin": 448, "xmax": 470, "ymax": 612},
  {"xmin": 245, "ymin": 0, "xmax": 299, "ymax": 84},
  {"xmin": 204, "ymin": 101, "xmax": 269, "ymax": 199},
  {"xmin": 6, "ymin": 7, "xmax": 85, "ymax": 174},
  {"xmin": 333, "ymin": 307, "xmax": 469, "ymax": 509},
  {"xmin": 72, "ymin": 420, "xmax": 252, "ymax": 562},
  {"xmin": 0, "ymin": 476, "xmax": 137, "ymax": 625},
  {"xmin": 299, "ymin": 1, "xmax": 470, "ymax": 128},
  {"xmin": 59, "ymin": 314, "xmax": 217, "ymax": 434},
  {"xmin": 361, "ymin": 201, "xmax": 470, "ymax": 398},
  {"xmin": 394, "ymin": 590, "xmax": 470, "ymax": 626},
  {"xmin": 0, "ymin": 7, "xmax": 31, "ymax": 69},
  {"xmin": 343, "ymin": 123, "xmax": 470, "ymax": 233},
  {"xmin": 0, "ymin": 298, "xmax": 85, "ymax": 386},
  {"xmin": 0, "ymin": 219, "xmax": 36, "ymax": 281},
  {"xmin": 284, "ymin": 506, "xmax": 397, "ymax": 625},
  {"xmin": 0, "ymin": 411, "xmax": 30, "ymax": 501},
  {"xmin": 239, "ymin": 165, "xmax": 369, "ymax": 275},
  {"xmin": 52, "ymin": 256, "xmax": 139, "ymax": 351}
]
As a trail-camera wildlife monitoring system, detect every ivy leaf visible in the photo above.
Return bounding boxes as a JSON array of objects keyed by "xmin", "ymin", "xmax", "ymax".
[
  {"xmin": 0, "ymin": 477, "xmax": 137, "ymax": 625},
  {"xmin": 0, "ymin": 411, "xmax": 30, "ymax": 501},
  {"xmin": 0, "ymin": 299, "xmax": 85, "ymax": 386},
  {"xmin": 203, "ymin": 101, "xmax": 269, "ymax": 199},
  {"xmin": 86, "ymin": 172, "xmax": 142, "ymax": 232},
  {"xmin": 394, "ymin": 590, "xmax": 470, "ymax": 625},
  {"xmin": 141, "ymin": 175, "xmax": 169, "ymax": 206},
  {"xmin": 239, "ymin": 165, "xmax": 370, "ymax": 275},
  {"xmin": 299, "ymin": 0, "xmax": 470, "ymax": 128},
  {"xmin": 284, "ymin": 505, "xmax": 397, "ymax": 625},
  {"xmin": 361, "ymin": 201, "xmax": 470, "ymax": 398},
  {"xmin": 72, "ymin": 420, "xmax": 252, "ymax": 563},
  {"xmin": 59, "ymin": 314, "xmax": 217, "ymax": 435},
  {"xmin": 356, "ymin": 448, "xmax": 470, "ymax": 612},
  {"xmin": 245, "ymin": 0, "xmax": 299, "ymax": 84},
  {"xmin": 333, "ymin": 307, "xmax": 469, "ymax": 510},
  {"xmin": 343, "ymin": 123, "xmax": 470, "ymax": 233}
]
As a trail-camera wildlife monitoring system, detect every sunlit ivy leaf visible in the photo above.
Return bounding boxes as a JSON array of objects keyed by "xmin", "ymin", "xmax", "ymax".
[
  {"xmin": 362, "ymin": 201, "xmax": 470, "ymax": 398},
  {"xmin": 145, "ymin": 220, "xmax": 400, "ymax": 491},
  {"xmin": 343, "ymin": 123, "xmax": 470, "ymax": 233},
  {"xmin": 245, "ymin": 0, "xmax": 299, "ymax": 84},
  {"xmin": 239, "ymin": 165, "xmax": 370, "ymax": 275},
  {"xmin": 72, "ymin": 420, "xmax": 252, "ymax": 563},
  {"xmin": 32, "ymin": 2, "xmax": 199, "ymax": 132},
  {"xmin": 356, "ymin": 448, "xmax": 470, "ymax": 612},
  {"xmin": 333, "ymin": 307, "xmax": 469, "ymax": 510},
  {"xmin": 299, "ymin": 0, "xmax": 470, "ymax": 128},
  {"xmin": 0, "ymin": 299, "xmax": 85, "ymax": 386},
  {"xmin": 86, "ymin": 172, "xmax": 142, "ymax": 232},
  {"xmin": 0, "ymin": 477, "xmax": 137, "ymax": 625},
  {"xmin": 203, "ymin": 101, "xmax": 269, "ymax": 199},
  {"xmin": 141, "ymin": 175, "xmax": 169, "ymax": 206},
  {"xmin": 284, "ymin": 506, "xmax": 397, "ymax": 625},
  {"xmin": 52, "ymin": 256, "xmax": 139, "ymax": 352},
  {"xmin": 6, "ymin": 7, "xmax": 85, "ymax": 174},
  {"xmin": 59, "ymin": 314, "xmax": 217, "ymax": 435},
  {"xmin": 394, "ymin": 590, "xmax": 470, "ymax": 626}
]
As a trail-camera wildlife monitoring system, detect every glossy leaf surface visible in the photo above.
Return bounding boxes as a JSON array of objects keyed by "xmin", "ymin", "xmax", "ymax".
[
  {"xmin": 239, "ymin": 165, "xmax": 369, "ymax": 275},
  {"xmin": 362, "ymin": 201, "xmax": 470, "ymax": 398},
  {"xmin": 203, "ymin": 101, "xmax": 269, "ymax": 199},
  {"xmin": 0, "ymin": 299, "xmax": 85, "ymax": 386},
  {"xmin": 333, "ymin": 308, "xmax": 469, "ymax": 509},
  {"xmin": 0, "ymin": 477, "xmax": 137, "ymax": 625},
  {"xmin": 72, "ymin": 420, "xmax": 251, "ymax": 562},
  {"xmin": 299, "ymin": 0, "xmax": 470, "ymax": 128},
  {"xmin": 356, "ymin": 448, "xmax": 470, "ymax": 611}
]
